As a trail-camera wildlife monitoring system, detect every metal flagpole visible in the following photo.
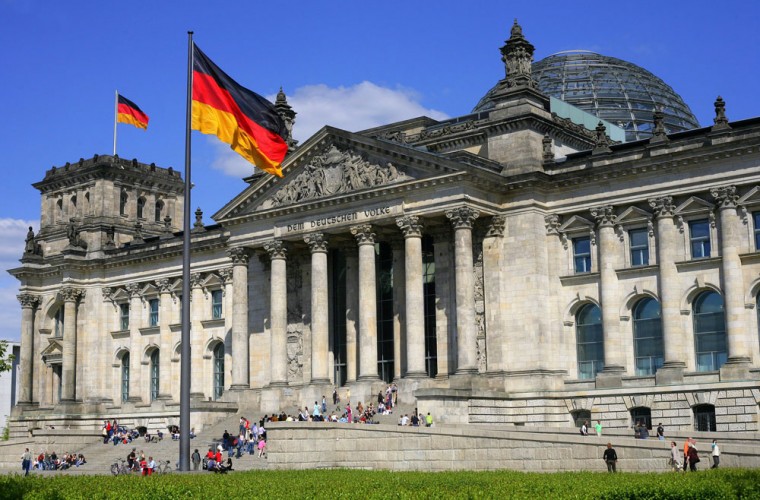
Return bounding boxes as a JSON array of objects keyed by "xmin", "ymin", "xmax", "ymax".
[
  {"xmin": 179, "ymin": 31, "xmax": 194, "ymax": 472},
  {"xmin": 113, "ymin": 90, "xmax": 119, "ymax": 156}
]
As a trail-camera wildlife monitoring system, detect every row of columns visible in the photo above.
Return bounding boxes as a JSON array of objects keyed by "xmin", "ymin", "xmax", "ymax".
[
  {"xmin": 583, "ymin": 186, "xmax": 752, "ymax": 384},
  {"xmin": 226, "ymin": 208, "xmax": 483, "ymax": 389}
]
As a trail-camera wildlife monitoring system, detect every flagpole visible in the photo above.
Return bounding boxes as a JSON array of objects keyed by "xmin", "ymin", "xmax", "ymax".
[
  {"xmin": 113, "ymin": 90, "xmax": 118, "ymax": 156},
  {"xmin": 179, "ymin": 30, "xmax": 194, "ymax": 473}
]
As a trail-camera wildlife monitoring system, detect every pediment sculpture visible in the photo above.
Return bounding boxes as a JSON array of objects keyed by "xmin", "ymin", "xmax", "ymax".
[{"xmin": 259, "ymin": 145, "xmax": 410, "ymax": 209}]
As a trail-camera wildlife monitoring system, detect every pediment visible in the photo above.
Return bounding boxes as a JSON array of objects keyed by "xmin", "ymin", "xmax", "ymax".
[
  {"xmin": 616, "ymin": 206, "xmax": 652, "ymax": 225},
  {"xmin": 213, "ymin": 127, "xmax": 465, "ymax": 221},
  {"xmin": 559, "ymin": 215, "xmax": 594, "ymax": 233},
  {"xmin": 737, "ymin": 186, "xmax": 760, "ymax": 207},
  {"xmin": 41, "ymin": 339, "xmax": 62, "ymax": 364},
  {"xmin": 675, "ymin": 196, "xmax": 714, "ymax": 216}
]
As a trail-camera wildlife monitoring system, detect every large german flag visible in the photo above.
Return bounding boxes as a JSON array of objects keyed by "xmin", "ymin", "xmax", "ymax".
[
  {"xmin": 192, "ymin": 44, "xmax": 288, "ymax": 177},
  {"xmin": 117, "ymin": 94, "xmax": 149, "ymax": 130}
]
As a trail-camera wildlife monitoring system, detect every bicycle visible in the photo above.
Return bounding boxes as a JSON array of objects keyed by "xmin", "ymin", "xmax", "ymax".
[
  {"xmin": 153, "ymin": 460, "xmax": 173, "ymax": 474},
  {"xmin": 110, "ymin": 458, "xmax": 138, "ymax": 476}
]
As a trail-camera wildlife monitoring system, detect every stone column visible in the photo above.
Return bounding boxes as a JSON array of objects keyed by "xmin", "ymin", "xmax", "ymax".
[
  {"xmin": 351, "ymin": 224, "xmax": 379, "ymax": 381},
  {"xmin": 265, "ymin": 240, "xmax": 288, "ymax": 386},
  {"xmin": 125, "ymin": 283, "xmax": 143, "ymax": 402},
  {"xmin": 344, "ymin": 247, "xmax": 359, "ymax": 383},
  {"xmin": 189, "ymin": 273, "xmax": 206, "ymax": 398},
  {"xmin": 712, "ymin": 186, "xmax": 752, "ymax": 379},
  {"xmin": 397, "ymin": 215, "xmax": 427, "ymax": 378},
  {"xmin": 228, "ymin": 248, "xmax": 251, "ymax": 389},
  {"xmin": 60, "ymin": 286, "xmax": 84, "ymax": 402},
  {"xmin": 155, "ymin": 278, "xmax": 173, "ymax": 400},
  {"xmin": 17, "ymin": 293, "xmax": 39, "ymax": 405},
  {"xmin": 591, "ymin": 206, "xmax": 626, "ymax": 385},
  {"xmin": 649, "ymin": 196, "xmax": 686, "ymax": 384},
  {"xmin": 445, "ymin": 206, "xmax": 479, "ymax": 374},
  {"xmin": 305, "ymin": 233, "xmax": 330, "ymax": 384}
]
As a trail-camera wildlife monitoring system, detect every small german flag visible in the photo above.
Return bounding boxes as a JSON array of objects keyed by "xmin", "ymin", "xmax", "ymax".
[
  {"xmin": 191, "ymin": 44, "xmax": 288, "ymax": 177},
  {"xmin": 117, "ymin": 94, "xmax": 149, "ymax": 130}
]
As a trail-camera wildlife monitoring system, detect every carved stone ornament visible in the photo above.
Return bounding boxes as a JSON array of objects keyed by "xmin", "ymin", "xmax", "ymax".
[
  {"xmin": 396, "ymin": 216, "xmax": 423, "ymax": 238},
  {"xmin": 155, "ymin": 278, "xmax": 172, "ymax": 294},
  {"xmin": 350, "ymin": 224, "xmax": 376, "ymax": 245},
  {"xmin": 648, "ymin": 196, "xmax": 676, "ymax": 218},
  {"xmin": 542, "ymin": 134, "xmax": 554, "ymax": 161},
  {"xmin": 60, "ymin": 286, "xmax": 84, "ymax": 302},
  {"xmin": 712, "ymin": 96, "xmax": 730, "ymax": 130},
  {"xmin": 500, "ymin": 19, "xmax": 537, "ymax": 88},
  {"xmin": 446, "ymin": 207, "xmax": 480, "ymax": 229},
  {"xmin": 486, "ymin": 215, "xmax": 507, "ymax": 238},
  {"xmin": 304, "ymin": 233, "xmax": 329, "ymax": 253},
  {"xmin": 614, "ymin": 225, "xmax": 625, "ymax": 242},
  {"xmin": 590, "ymin": 205, "xmax": 617, "ymax": 227},
  {"xmin": 66, "ymin": 218, "xmax": 88, "ymax": 250},
  {"xmin": 651, "ymin": 108, "xmax": 669, "ymax": 143},
  {"xmin": 261, "ymin": 145, "xmax": 410, "ymax": 209},
  {"xmin": 647, "ymin": 218, "xmax": 655, "ymax": 237},
  {"xmin": 17, "ymin": 293, "xmax": 40, "ymax": 309},
  {"xmin": 101, "ymin": 287, "xmax": 113, "ymax": 302},
  {"xmin": 227, "ymin": 247, "xmax": 251, "ymax": 266},
  {"xmin": 263, "ymin": 240, "xmax": 287, "ymax": 260},
  {"xmin": 544, "ymin": 214, "xmax": 561, "ymax": 235},
  {"xmin": 217, "ymin": 268, "xmax": 233, "ymax": 285},
  {"xmin": 592, "ymin": 122, "xmax": 612, "ymax": 155},
  {"xmin": 24, "ymin": 226, "xmax": 43, "ymax": 256},
  {"xmin": 710, "ymin": 185, "xmax": 739, "ymax": 209},
  {"xmin": 193, "ymin": 207, "xmax": 205, "ymax": 232},
  {"xmin": 125, "ymin": 283, "xmax": 141, "ymax": 298},
  {"xmin": 190, "ymin": 272, "xmax": 205, "ymax": 289}
]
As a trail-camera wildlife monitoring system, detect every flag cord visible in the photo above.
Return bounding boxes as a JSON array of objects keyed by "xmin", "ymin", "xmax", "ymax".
[{"xmin": 113, "ymin": 90, "xmax": 118, "ymax": 156}]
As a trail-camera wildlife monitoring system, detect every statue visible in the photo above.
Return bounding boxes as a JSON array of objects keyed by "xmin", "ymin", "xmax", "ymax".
[
  {"xmin": 24, "ymin": 227, "xmax": 35, "ymax": 253},
  {"xmin": 65, "ymin": 218, "xmax": 88, "ymax": 250}
]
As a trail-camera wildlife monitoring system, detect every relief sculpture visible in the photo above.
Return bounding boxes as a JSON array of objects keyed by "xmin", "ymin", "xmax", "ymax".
[{"xmin": 261, "ymin": 145, "xmax": 409, "ymax": 209}]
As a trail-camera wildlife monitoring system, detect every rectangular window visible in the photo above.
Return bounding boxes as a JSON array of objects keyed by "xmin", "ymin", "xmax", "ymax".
[
  {"xmin": 211, "ymin": 290, "xmax": 223, "ymax": 319},
  {"xmin": 754, "ymin": 212, "xmax": 760, "ymax": 251},
  {"xmin": 629, "ymin": 228, "xmax": 649, "ymax": 266},
  {"xmin": 119, "ymin": 303, "xmax": 129, "ymax": 331},
  {"xmin": 689, "ymin": 220, "xmax": 711, "ymax": 259},
  {"xmin": 149, "ymin": 298, "xmax": 159, "ymax": 327},
  {"xmin": 573, "ymin": 236, "xmax": 592, "ymax": 273}
]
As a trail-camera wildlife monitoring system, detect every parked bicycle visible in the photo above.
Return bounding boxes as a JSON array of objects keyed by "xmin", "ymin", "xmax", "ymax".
[
  {"xmin": 153, "ymin": 460, "xmax": 173, "ymax": 474},
  {"xmin": 110, "ymin": 458, "xmax": 139, "ymax": 476}
]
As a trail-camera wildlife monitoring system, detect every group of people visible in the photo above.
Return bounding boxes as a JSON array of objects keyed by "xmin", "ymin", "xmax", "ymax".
[
  {"xmin": 669, "ymin": 438, "xmax": 720, "ymax": 472},
  {"xmin": 398, "ymin": 412, "xmax": 434, "ymax": 427},
  {"xmin": 21, "ymin": 449, "xmax": 86, "ymax": 475},
  {"xmin": 217, "ymin": 417, "xmax": 267, "ymax": 462},
  {"xmin": 195, "ymin": 446, "xmax": 234, "ymax": 473},
  {"xmin": 102, "ymin": 419, "xmax": 140, "ymax": 446}
]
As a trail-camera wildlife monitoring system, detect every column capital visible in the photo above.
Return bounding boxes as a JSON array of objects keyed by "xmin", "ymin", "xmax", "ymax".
[
  {"xmin": 350, "ymin": 224, "xmax": 376, "ymax": 245},
  {"xmin": 396, "ymin": 215, "xmax": 423, "ymax": 238},
  {"xmin": 263, "ymin": 239, "xmax": 287, "ymax": 260},
  {"xmin": 155, "ymin": 278, "xmax": 172, "ymax": 294},
  {"xmin": 227, "ymin": 247, "xmax": 251, "ymax": 265},
  {"xmin": 304, "ymin": 233, "xmax": 329, "ymax": 253},
  {"xmin": 710, "ymin": 185, "xmax": 739, "ymax": 209},
  {"xmin": 486, "ymin": 215, "xmax": 507, "ymax": 238},
  {"xmin": 648, "ymin": 196, "xmax": 676, "ymax": 218},
  {"xmin": 125, "ymin": 282, "xmax": 141, "ymax": 299},
  {"xmin": 17, "ymin": 293, "xmax": 39, "ymax": 309},
  {"xmin": 446, "ymin": 206, "xmax": 479, "ymax": 229},
  {"xmin": 190, "ymin": 272, "xmax": 205, "ymax": 289},
  {"xmin": 590, "ymin": 205, "xmax": 617, "ymax": 227},
  {"xmin": 217, "ymin": 267, "xmax": 233, "ymax": 285},
  {"xmin": 544, "ymin": 214, "xmax": 561, "ymax": 235},
  {"xmin": 60, "ymin": 286, "xmax": 85, "ymax": 303}
]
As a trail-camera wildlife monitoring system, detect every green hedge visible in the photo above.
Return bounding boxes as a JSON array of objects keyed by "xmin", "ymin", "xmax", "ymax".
[{"xmin": 1, "ymin": 469, "xmax": 758, "ymax": 499}]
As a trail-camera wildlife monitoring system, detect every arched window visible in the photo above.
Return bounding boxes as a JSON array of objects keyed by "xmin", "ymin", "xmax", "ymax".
[
  {"xmin": 213, "ymin": 343, "xmax": 224, "ymax": 401},
  {"xmin": 571, "ymin": 409, "xmax": 591, "ymax": 428},
  {"xmin": 150, "ymin": 350, "xmax": 159, "ymax": 401},
  {"xmin": 693, "ymin": 291, "xmax": 727, "ymax": 372},
  {"xmin": 694, "ymin": 404, "xmax": 716, "ymax": 432},
  {"xmin": 633, "ymin": 298, "xmax": 664, "ymax": 375},
  {"xmin": 631, "ymin": 407, "xmax": 652, "ymax": 430},
  {"xmin": 121, "ymin": 353, "xmax": 130, "ymax": 403},
  {"xmin": 56, "ymin": 198, "xmax": 63, "ymax": 216},
  {"xmin": 155, "ymin": 200, "xmax": 164, "ymax": 223},
  {"xmin": 54, "ymin": 307, "xmax": 65, "ymax": 338},
  {"xmin": 120, "ymin": 190, "xmax": 128, "ymax": 216},
  {"xmin": 136, "ymin": 197, "xmax": 146, "ymax": 219},
  {"xmin": 70, "ymin": 195, "xmax": 77, "ymax": 210},
  {"xmin": 576, "ymin": 303, "xmax": 603, "ymax": 379}
]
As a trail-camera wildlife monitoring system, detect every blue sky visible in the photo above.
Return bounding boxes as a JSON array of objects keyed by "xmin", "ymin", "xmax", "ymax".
[{"xmin": 1, "ymin": 0, "xmax": 758, "ymax": 341}]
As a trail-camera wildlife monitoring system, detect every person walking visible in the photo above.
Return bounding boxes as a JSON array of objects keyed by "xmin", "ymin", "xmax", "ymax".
[
  {"xmin": 580, "ymin": 421, "xmax": 589, "ymax": 436},
  {"xmin": 669, "ymin": 442, "xmax": 681, "ymax": 471},
  {"xmin": 657, "ymin": 423, "xmax": 665, "ymax": 440},
  {"xmin": 21, "ymin": 448, "xmax": 32, "ymax": 476},
  {"xmin": 687, "ymin": 441, "xmax": 700, "ymax": 472},
  {"xmin": 602, "ymin": 443, "xmax": 618, "ymax": 473},
  {"xmin": 425, "ymin": 412, "xmax": 433, "ymax": 427},
  {"xmin": 191, "ymin": 449, "xmax": 201, "ymax": 471},
  {"xmin": 711, "ymin": 439, "xmax": 720, "ymax": 469},
  {"xmin": 594, "ymin": 420, "xmax": 602, "ymax": 437}
]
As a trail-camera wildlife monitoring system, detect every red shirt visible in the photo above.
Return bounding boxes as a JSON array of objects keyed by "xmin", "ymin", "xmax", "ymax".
[{"xmin": 215, "ymin": 451, "xmax": 222, "ymax": 463}]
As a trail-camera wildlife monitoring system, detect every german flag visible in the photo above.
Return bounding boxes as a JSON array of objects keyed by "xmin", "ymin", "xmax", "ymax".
[
  {"xmin": 191, "ymin": 44, "xmax": 288, "ymax": 177},
  {"xmin": 117, "ymin": 94, "xmax": 149, "ymax": 130}
]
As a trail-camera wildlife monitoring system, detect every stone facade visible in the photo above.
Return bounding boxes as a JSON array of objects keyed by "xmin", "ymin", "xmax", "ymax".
[{"xmin": 8, "ymin": 22, "xmax": 760, "ymax": 434}]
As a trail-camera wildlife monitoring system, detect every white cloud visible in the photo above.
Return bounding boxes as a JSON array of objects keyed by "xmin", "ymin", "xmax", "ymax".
[
  {"xmin": 0, "ymin": 218, "xmax": 38, "ymax": 342},
  {"xmin": 210, "ymin": 81, "xmax": 448, "ymax": 177}
]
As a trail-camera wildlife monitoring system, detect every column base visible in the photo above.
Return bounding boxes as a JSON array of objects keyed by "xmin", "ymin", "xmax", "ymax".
[
  {"xmin": 720, "ymin": 358, "xmax": 751, "ymax": 381},
  {"xmin": 404, "ymin": 371, "xmax": 429, "ymax": 379},
  {"xmin": 356, "ymin": 375, "xmax": 381, "ymax": 383},
  {"xmin": 156, "ymin": 394, "xmax": 173, "ymax": 401},
  {"xmin": 656, "ymin": 363, "xmax": 685, "ymax": 385},
  {"xmin": 228, "ymin": 384, "xmax": 250, "ymax": 391}
]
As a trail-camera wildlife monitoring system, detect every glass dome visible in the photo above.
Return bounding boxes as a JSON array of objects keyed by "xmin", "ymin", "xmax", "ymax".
[{"xmin": 473, "ymin": 50, "xmax": 700, "ymax": 142}]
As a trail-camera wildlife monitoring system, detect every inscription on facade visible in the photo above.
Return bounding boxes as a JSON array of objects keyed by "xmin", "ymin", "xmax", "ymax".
[{"xmin": 279, "ymin": 206, "xmax": 398, "ymax": 235}]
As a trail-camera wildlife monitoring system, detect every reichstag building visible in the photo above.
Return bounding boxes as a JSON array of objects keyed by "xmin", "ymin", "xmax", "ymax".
[{"xmin": 9, "ymin": 21, "xmax": 760, "ymax": 434}]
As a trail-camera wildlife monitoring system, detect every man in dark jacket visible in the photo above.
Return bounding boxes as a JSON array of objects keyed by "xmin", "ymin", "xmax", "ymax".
[{"xmin": 602, "ymin": 443, "xmax": 618, "ymax": 472}]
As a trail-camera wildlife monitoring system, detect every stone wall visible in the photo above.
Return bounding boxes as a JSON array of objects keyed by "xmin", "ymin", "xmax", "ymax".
[{"xmin": 268, "ymin": 422, "xmax": 760, "ymax": 472}]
